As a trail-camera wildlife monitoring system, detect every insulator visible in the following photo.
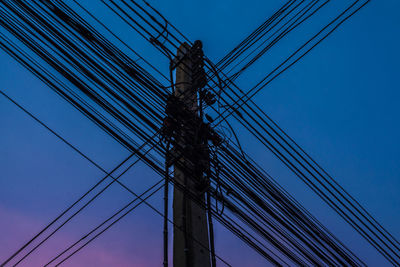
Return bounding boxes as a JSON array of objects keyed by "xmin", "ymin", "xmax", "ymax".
[
  {"xmin": 204, "ymin": 91, "xmax": 216, "ymax": 106},
  {"xmin": 205, "ymin": 114, "xmax": 214, "ymax": 122},
  {"xmin": 206, "ymin": 98, "xmax": 216, "ymax": 106},
  {"xmin": 208, "ymin": 98, "xmax": 216, "ymax": 106},
  {"xmin": 194, "ymin": 79, "xmax": 207, "ymax": 89},
  {"xmin": 193, "ymin": 40, "xmax": 203, "ymax": 49}
]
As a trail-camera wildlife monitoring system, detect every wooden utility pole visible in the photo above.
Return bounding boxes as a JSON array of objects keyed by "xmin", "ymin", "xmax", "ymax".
[{"xmin": 172, "ymin": 42, "xmax": 211, "ymax": 267}]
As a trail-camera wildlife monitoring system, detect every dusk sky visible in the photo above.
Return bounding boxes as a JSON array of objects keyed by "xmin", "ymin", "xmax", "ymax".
[{"xmin": 1, "ymin": 0, "xmax": 399, "ymax": 266}]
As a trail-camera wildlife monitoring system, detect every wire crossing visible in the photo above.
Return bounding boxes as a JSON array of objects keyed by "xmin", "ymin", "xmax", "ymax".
[{"xmin": 1, "ymin": 0, "xmax": 396, "ymax": 266}]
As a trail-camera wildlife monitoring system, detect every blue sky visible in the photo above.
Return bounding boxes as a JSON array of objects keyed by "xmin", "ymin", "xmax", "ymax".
[{"xmin": 0, "ymin": 0, "xmax": 399, "ymax": 266}]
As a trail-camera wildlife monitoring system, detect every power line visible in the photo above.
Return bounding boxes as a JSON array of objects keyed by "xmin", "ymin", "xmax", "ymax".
[
  {"xmin": 0, "ymin": 90, "xmax": 232, "ymax": 267},
  {"xmin": 1, "ymin": 0, "xmax": 396, "ymax": 265}
]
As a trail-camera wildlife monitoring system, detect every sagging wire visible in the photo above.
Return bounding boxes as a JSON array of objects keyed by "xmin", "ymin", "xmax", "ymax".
[
  {"xmin": 210, "ymin": 145, "xmax": 225, "ymax": 217},
  {"xmin": 163, "ymin": 139, "xmax": 171, "ymax": 267},
  {"xmin": 225, "ymin": 120, "xmax": 247, "ymax": 160},
  {"xmin": 205, "ymin": 58, "xmax": 226, "ymax": 110},
  {"xmin": 142, "ymin": 0, "xmax": 170, "ymax": 45}
]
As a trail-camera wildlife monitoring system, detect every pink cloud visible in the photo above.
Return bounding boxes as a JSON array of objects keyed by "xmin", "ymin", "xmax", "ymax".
[{"xmin": 0, "ymin": 205, "xmax": 153, "ymax": 266}]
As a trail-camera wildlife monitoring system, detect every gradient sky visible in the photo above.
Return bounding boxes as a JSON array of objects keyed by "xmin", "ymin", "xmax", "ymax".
[{"xmin": 1, "ymin": 0, "xmax": 399, "ymax": 266}]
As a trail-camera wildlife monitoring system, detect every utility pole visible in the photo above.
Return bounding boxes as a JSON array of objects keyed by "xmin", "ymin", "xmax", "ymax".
[{"xmin": 171, "ymin": 42, "xmax": 212, "ymax": 267}]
